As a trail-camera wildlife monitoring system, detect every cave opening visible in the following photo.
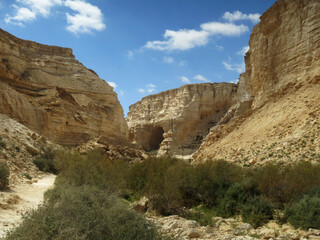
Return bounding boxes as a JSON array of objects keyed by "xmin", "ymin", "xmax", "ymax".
[{"xmin": 148, "ymin": 126, "xmax": 165, "ymax": 151}]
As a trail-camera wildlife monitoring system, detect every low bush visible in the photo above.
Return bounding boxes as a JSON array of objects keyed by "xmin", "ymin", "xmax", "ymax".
[
  {"xmin": 187, "ymin": 206, "xmax": 215, "ymax": 227},
  {"xmin": 0, "ymin": 162, "xmax": 9, "ymax": 189},
  {"xmin": 284, "ymin": 187, "xmax": 320, "ymax": 230},
  {"xmin": 6, "ymin": 184, "xmax": 168, "ymax": 240},
  {"xmin": 33, "ymin": 148, "xmax": 58, "ymax": 174},
  {"xmin": 241, "ymin": 195, "xmax": 274, "ymax": 228}
]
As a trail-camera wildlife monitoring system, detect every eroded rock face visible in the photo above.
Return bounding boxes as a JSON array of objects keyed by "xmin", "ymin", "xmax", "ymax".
[
  {"xmin": 127, "ymin": 83, "xmax": 238, "ymax": 155},
  {"xmin": 194, "ymin": 0, "xmax": 320, "ymax": 163},
  {"xmin": 128, "ymin": 0, "xmax": 320, "ymax": 160},
  {"xmin": 0, "ymin": 28, "xmax": 128, "ymax": 147},
  {"xmin": 241, "ymin": 0, "xmax": 320, "ymax": 109}
]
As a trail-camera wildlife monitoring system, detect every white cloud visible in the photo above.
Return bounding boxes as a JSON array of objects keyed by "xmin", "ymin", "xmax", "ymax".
[
  {"xmin": 20, "ymin": 0, "xmax": 62, "ymax": 17},
  {"xmin": 181, "ymin": 76, "xmax": 191, "ymax": 84},
  {"xmin": 5, "ymin": 0, "xmax": 105, "ymax": 35},
  {"xmin": 118, "ymin": 90, "xmax": 124, "ymax": 96},
  {"xmin": 147, "ymin": 88, "xmax": 156, "ymax": 93},
  {"xmin": 163, "ymin": 56, "xmax": 174, "ymax": 64},
  {"xmin": 64, "ymin": 0, "xmax": 106, "ymax": 34},
  {"xmin": 145, "ymin": 20, "xmax": 248, "ymax": 51},
  {"xmin": 223, "ymin": 61, "xmax": 245, "ymax": 74},
  {"xmin": 200, "ymin": 22, "xmax": 248, "ymax": 36},
  {"xmin": 145, "ymin": 29, "xmax": 209, "ymax": 51},
  {"xmin": 5, "ymin": 7, "xmax": 36, "ymax": 24},
  {"xmin": 107, "ymin": 81, "xmax": 117, "ymax": 89},
  {"xmin": 237, "ymin": 46, "xmax": 250, "ymax": 56},
  {"xmin": 139, "ymin": 84, "xmax": 157, "ymax": 94},
  {"xmin": 5, "ymin": 0, "xmax": 62, "ymax": 24},
  {"xmin": 126, "ymin": 50, "xmax": 134, "ymax": 59},
  {"xmin": 194, "ymin": 75, "xmax": 210, "ymax": 82},
  {"xmin": 223, "ymin": 11, "xmax": 261, "ymax": 24}
]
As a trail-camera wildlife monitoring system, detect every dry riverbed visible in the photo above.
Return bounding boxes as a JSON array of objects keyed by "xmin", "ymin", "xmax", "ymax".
[{"xmin": 0, "ymin": 174, "xmax": 56, "ymax": 238}]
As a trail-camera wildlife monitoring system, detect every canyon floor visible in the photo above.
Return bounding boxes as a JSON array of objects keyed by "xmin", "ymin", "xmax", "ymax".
[{"xmin": 0, "ymin": 174, "xmax": 56, "ymax": 238}]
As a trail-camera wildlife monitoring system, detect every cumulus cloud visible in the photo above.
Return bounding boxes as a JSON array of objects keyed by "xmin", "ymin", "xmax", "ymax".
[
  {"xmin": 144, "ymin": 14, "xmax": 249, "ymax": 51},
  {"xmin": 237, "ymin": 46, "xmax": 250, "ymax": 56},
  {"xmin": 5, "ymin": 0, "xmax": 105, "ymax": 34},
  {"xmin": 194, "ymin": 75, "xmax": 210, "ymax": 82},
  {"xmin": 163, "ymin": 56, "xmax": 174, "ymax": 64},
  {"xmin": 5, "ymin": 0, "xmax": 62, "ymax": 24},
  {"xmin": 64, "ymin": 0, "xmax": 106, "ymax": 34},
  {"xmin": 107, "ymin": 81, "xmax": 117, "ymax": 89},
  {"xmin": 223, "ymin": 11, "xmax": 261, "ymax": 24},
  {"xmin": 5, "ymin": 7, "xmax": 36, "ymax": 24},
  {"xmin": 138, "ymin": 84, "xmax": 157, "ymax": 94},
  {"xmin": 145, "ymin": 29, "xmax": 209, "ymax": 51},
  {"xmin": 181, "ymin": 76, "xmax": 191, "ymax": 84},
  {"xmin": 200, "ymin": 22, "xmax": 248, "ymax": 36},
  {"xmin": 223, "ymin": 61, "xmax": 245, "ymax": 74}
]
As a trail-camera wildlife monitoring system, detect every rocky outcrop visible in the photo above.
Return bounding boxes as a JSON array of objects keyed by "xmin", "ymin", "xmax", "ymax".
[
  {"xmin": 240, "ymin": 0, "xmax": 320, "ymax": 109},
  {"xmin": 148, "ymin": 215, "xmax": 312, "ymax": 240},
  {"xmin": 128, "ymin": 0, "xmax": 320, "ymax": 160},
  {"xmin": 127, "ymin": 83, "xmax": 238, "ymax": 156},
  {"xmin": 194, "ymin": 0, "xmax": 320, "ymax": 163},
  {"xmin": 0, "ymin": 28, "xmax": 128, "ymax": 147}
]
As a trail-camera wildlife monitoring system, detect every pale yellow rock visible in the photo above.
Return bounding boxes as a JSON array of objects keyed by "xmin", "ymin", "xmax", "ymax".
[
  {"xmin": 0, "ymin": 28, "xmax": 128, "ymax": 147},
  {"xmin": 194, "ymin": 0, "xmax": 320, "ymax": 163},
  {"xmin": 127, "ymin": 83, "xmax": 238, "ymax": 156}
]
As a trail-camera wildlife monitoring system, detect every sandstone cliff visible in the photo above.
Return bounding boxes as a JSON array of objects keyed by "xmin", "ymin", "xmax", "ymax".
[
  {"xmin": 0, "ymin": 29, "xmax": 128, "ymax": 147},
  {"xmin": 128, "ymin": 0, "xmax": 320, "ymax": 162},
  {"xmin": 127, "ymin": 83, "xmax": 238, "ymax": 155},
  {"xmin": 194, "ymin": 0, "xmax": 320, "ymax": 164}
]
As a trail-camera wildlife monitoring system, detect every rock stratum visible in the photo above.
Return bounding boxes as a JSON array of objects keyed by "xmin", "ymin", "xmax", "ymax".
[
  {"xmin": 0, "ymin": 29, "xmax": 128, "ymax": 147},
  {"xmin": 127, "ymin": 83, "xmax": 241, "ymax": 155},
  {"xmin": 127, "ymin": 0, "xmax": 320, "ymax": 162}
]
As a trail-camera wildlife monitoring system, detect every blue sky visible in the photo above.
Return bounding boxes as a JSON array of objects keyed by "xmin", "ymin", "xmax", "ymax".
[{"xmin": 0, "ymin": 0, "xmax": 277, "ymax": 115}]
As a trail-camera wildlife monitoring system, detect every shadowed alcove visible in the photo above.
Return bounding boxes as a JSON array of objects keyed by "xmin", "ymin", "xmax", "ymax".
[{"xmin": 148, "ymin": 126, "xmax": 164, "ymax": 151}]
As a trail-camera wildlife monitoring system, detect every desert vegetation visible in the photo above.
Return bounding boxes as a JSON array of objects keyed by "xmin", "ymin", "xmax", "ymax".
[{"xmin": 5, "ymin": 150, "xmax": 320, "ymax": 239}]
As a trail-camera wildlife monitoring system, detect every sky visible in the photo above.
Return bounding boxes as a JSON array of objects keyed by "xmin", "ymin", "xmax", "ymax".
[{"xmin": 0, "ymin": 0, "xmax": 277, "ymax": 115}]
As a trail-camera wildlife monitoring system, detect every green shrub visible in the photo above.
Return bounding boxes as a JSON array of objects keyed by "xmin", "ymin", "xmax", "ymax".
[
  {"xmin": 253, "ymin": 161, "xmax": 320, "ymax": 207},
  {"xmin": 284, "ymin": 187, "xmax": 320, "ymax": 230},
  {"xmin": 241, "ymin": 195, "xmax": 274, "ymax": 228},
  {"xmin": 6, "ymin": 184, "xmax": 167, "ymax": 240},
  {"xmin": 33, "ymin": 148, "xmax": 58, "ymax": 174},
  {"xmin": 188, "ymin": 206, "xmax": 215, "ymax": 226},
  {"xmin": 55, "ymin": 150, "xmax": 128, "ymax": 193},
  {"xmin": 215, "ymin": 180, "xmax": 259, "ymax": 218},
  {"xmin": 0, "ymin": 162, "xmax": 9, "ymax": 189},
  {"xmin": 195, "ymin": 160, "xmax": 244, "ymax": 208}
]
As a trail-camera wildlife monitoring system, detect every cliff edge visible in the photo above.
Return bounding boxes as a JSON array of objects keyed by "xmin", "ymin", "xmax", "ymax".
[{"xmin": 0, "ymin": 29, "xmax": 128, "ymax": 147}]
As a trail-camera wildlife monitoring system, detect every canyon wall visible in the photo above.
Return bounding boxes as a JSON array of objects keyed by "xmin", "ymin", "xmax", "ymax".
[
  {"xmin": 127, "ymin": 83, "xmax": 238, "ymax": 155},
  {"xmin": 128, "ymin": 0, "xmax": 320, "ymax": 160},
  {"xmin": 194, "ymin": 0, "xmax": 320, "ymax": 163},
  {"xmin": 240, "ymin": 0, "xmax": 320, "ymax": 109},
  {"xmin": 0, "ymin": 28, "xmax": 128, "ymax": 147}
]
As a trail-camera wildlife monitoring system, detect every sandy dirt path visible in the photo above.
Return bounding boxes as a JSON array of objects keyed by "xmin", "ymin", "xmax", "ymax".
[{"xmin": 0, "ymin": 174, "xmax": 56, "ymax": 238}]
